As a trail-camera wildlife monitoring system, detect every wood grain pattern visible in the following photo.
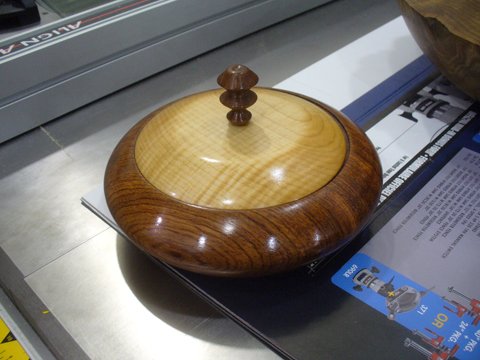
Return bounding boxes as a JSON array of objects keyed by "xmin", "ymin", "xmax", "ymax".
[
  {"xmin": 104, "ymin": 89, "xmax": 382, "ymax": 277},
  {"xmin": 404, "ymin": 0, "xmax": 480, "ymax": 45},
  {"xmin": 399, "ymin": 0, "xmax": 480, "ymax": 100},
  {"xmin": 135, "ymin": 89, "xmax": 347, "ymax": 210},
  {"xmin": 217, "ymin": 64, "xmax": 259, "ymax": 125}
]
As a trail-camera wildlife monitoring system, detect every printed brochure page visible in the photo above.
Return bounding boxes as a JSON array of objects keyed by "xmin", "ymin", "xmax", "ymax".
[
  {"xmin": 367, "ymin": 76, "xmax": 474, "ymax": 185},
  {"xmin": 333, "ymin": 148, "xmax": 480, "ymax": 360}
]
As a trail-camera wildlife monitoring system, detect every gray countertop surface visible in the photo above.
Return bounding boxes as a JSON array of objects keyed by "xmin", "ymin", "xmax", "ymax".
[{"xmin": 0, "ymin": 1, "xmax": 401, "ymax": 358}]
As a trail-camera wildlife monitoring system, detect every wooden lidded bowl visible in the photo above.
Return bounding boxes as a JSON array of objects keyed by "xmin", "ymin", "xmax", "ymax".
[
  {"xmin": 398, "ymin": 0, "xmax": 480, "ymax": 101},
  {"xmin": 104, "ymin": 65, "xmax": 382, "ymax": 277}
]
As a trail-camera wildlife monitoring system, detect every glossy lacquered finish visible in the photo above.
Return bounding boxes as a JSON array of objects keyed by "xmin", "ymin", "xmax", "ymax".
[
  {"xmin": 104, "ymin": 87, "xmax": 382, "ymax": 277},
  {"xmin": 134, "ymin": 88, "xmax": 347, "ymax": 210},
  {"xmin": 398, "ymin": 0, "xmax": 480, "ymax": 101},
  {"xmin": 217, "ymin": 64, "xmax": 259, "ymax": 125}
]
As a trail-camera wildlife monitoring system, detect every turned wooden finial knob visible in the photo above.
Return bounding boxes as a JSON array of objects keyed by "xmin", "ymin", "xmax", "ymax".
[{"xmin": 217, "ymin": 65, "xmax": 259, "ymax": 125}]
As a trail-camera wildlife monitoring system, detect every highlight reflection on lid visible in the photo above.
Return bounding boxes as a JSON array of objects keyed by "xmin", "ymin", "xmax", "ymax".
[{"xmin": 135, "ymin": 88, "xmax": 347, "ymax": 210}]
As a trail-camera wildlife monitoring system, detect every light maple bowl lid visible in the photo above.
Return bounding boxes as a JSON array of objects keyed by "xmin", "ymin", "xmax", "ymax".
[
  {"xmin": 104, "ymin": 65, "xmax": 383, "ymax": 277},
  {"xmin": 135, "ymin": 87, "xmax": 347, "ymax": 210}
]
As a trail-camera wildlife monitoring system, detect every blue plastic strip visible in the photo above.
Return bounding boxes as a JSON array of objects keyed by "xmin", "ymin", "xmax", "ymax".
[{"xmin": 341, "ymin": 55, "xmax": 438, "ymax": 128}]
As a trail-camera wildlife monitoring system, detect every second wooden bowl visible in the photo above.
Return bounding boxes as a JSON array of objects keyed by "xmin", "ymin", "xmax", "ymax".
[{"xmin": 398, "ymin": 0, "xmax": 480, "ymax": 101}]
